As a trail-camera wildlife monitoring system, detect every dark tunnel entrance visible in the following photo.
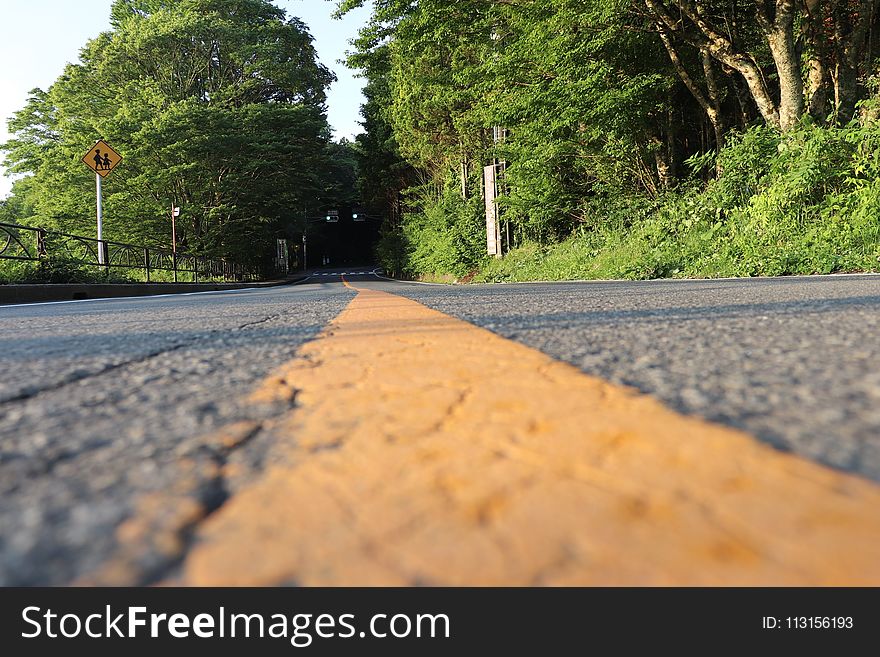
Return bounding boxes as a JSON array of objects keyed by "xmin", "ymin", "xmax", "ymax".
[{"xmin": 296, "ymin": 206, "xmax": 382, "ymax": 270}]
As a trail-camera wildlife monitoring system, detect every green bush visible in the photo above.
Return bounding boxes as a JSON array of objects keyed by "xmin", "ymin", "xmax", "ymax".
[
  {"xmin": 0, "ymin": 259, "xmax": 39, "ymax": 284},
  {"xmin": 475, "ymin": 121, "xmax": 880, "ymax": 283},
  {"xmin": 0, "ymin": 256, "xmax": 138, "ymax": 284},
  {"xmin": 375, "ymin": 228, "xmax": 409, "ymax": 278},
  {"xmin": 377, "ymin": 178, "xmax": 488, "ymax": 279}
]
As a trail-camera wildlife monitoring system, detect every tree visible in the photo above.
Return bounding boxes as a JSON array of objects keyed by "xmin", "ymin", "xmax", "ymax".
[
  {"xmin": 3, "ymin": 0, "xmax": 336, "ymax": 267},
  {"xmin": 644, "ymin": 0, "xmax": 880, "ymax": 132},
  {"xmin": 342, "ymin": 0, "xmax": 880, "ymax": 279}
]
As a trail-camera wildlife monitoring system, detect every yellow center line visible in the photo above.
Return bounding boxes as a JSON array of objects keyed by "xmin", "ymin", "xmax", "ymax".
[{"xmin": 174, "ymin": 281, "xmax": 880, "ymax": 585}]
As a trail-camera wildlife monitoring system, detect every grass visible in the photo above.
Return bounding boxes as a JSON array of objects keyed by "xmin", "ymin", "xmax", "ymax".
[
  {"xmin": 0, "ymin": 259, "xmax": 248, "ymax": 285},
  {"xmin": 474, "ymin": 216, "xmax": 880, "ymax": 284}
]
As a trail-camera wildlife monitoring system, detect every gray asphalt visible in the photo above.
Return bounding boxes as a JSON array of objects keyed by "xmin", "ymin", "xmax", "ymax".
[
  {"xmin": 1, "ymin": 272, "xmax": 879, "ymax": 584},
  {"xmin": 371, "ymin": 274, "xmax": 880, "ymax": 483},
  {"xmin": 0, "ymin": 281, "xmax": 355, "ymax": 585}
]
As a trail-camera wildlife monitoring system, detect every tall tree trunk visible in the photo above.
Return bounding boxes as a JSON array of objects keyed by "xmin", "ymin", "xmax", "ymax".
[
  {"xmin": 702, "ymin": 46, "xmax": 727, "ymax": 150},
  {"xmin": 757, "ymin": 0, "xmax": 804, "ymax": 131},
  {"xmin": 731, "ymin": 75, "xmax": 757, "ymax": 128},
  {"xmin": 460, "ymin": 158, "xmax": 468, "ymax": 199},
  {"xmin": 835, "ymin": 60, "xmax": 860, "ymax": 121},
  {"xmin": 646, "ymin": 0, "xmax": 782, "ymax": 129},
  {"xmin": 834, "ymin": 0, "xmax": 877, "ymax": 121},
  {"xmin": 768, "ymin": 31, "xmax": 804, "ymax": 131},
  {"xmin": 804, "ymin": 0, "xmax": 830, "ymax": 122},
  {"xmin": 665, "ymin": 106, "xmax": 678, "ymax": 180},
  {"xmin": 655, "ymin": 27, "xmax": 727, "ymax": 149},
  {"xmin": 651, "ymin": 132, "xmax": 674, "ymax": 189},
  {"xmin": 807, "ymin": 57, "xmax": 829, "ymax": 121}
]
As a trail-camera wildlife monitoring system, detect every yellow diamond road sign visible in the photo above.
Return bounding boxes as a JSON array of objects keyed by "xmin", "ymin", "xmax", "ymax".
[{"xmin": 82, "ymin": 140, "xmax": 122, "ymax": 178}]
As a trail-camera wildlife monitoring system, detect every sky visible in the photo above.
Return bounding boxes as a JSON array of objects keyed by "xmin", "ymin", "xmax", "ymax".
[{"xmin": 0, "ymin": 0, "xmax": 370, "ymax": 198}]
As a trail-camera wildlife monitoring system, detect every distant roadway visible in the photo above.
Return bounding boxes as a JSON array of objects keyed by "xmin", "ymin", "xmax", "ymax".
[{"xmin": 1, "ymin": 270, "xmax": 879, "ymax": 585}]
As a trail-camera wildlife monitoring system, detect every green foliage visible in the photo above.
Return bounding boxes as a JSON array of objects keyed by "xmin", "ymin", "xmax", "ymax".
[
  {"xmin": 374, "ymin": 227, "xmax": 408, "ymax": 277},
  {"xmin": 480, "ymin": 121, "xmax": 880, "ymax": 282},
  {"xmin": 341, "ymin": 0, "xmax": 699, "ymax": 278},
  {"xmin": 378, "ymin": 179, "xmax": 487, "ymax": 279},
  {"xmin": 344, "ymin": 1, "xmax": 880, "ymax": 282},
  {"xmin": 2, "ymin": 0, "xmax": 338, "ymax": 269},
  {"xmin": 0, "ymin": 256, "xmax": 139, "ymax": 284},
  {"xmin": 485, "ymin": 0, "xmax": 674, "ymax": 239}
]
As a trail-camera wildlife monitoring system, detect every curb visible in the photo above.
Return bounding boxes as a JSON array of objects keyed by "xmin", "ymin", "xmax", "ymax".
[{"xmin": 0, "ymin": 276, "xmax": 309, "ymax": 306}]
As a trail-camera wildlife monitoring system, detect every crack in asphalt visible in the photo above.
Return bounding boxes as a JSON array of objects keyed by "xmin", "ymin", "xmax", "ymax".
[
  {"xmin": 0, "ymin": 284, "xmax": 360, "ymax": 586},
  {"xmin": 0, "ymin": 309, "xmax": 290, "ymax": 407},
  {"xmin": 137, "ymin": 421, "xmax": 267, "ymax": 587},
  {"xmin": 0, "ymin": 342, "xmax": 191, "ymax": 406}
]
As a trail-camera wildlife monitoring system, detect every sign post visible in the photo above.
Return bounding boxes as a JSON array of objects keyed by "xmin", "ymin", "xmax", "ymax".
[
  {"xmin": 82, "ymin": 140, "xmax": 123, "ymax": 265},
  {"xmin": 171, "ymin": 204, "xmax": 181, "ymax": 282},
  {"xmin": 95, "ymin": 173, "xmax": 104, "ymax": 264},
  {"xmin": 171, "ymin": 204, "xmax": 181, "ymax": 253}
]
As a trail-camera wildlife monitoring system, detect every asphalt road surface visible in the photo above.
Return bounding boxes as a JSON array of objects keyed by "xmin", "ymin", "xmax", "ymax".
[
  {"xmin": 377, "ymin": 274, "xmax": 880, "ymax": 481},
  {"xmin": 1, "ymin": 271, "xmax": 878, "ymax": 585}
]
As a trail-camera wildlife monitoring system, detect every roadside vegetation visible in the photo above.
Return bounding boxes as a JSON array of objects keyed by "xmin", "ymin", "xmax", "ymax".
[
  {"xmin": 2, "ymin": 0, "xmax": 355, "ymax": 283},
  {"xmin": 341, "ymin": 0, "xmax": 880, "ymax": 281},
  {"xmin": 0, "ymin": 256, "xmax": 134, "ymax": 285}
]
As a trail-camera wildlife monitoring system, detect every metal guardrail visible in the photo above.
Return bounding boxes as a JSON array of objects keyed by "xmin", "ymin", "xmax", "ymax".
[{"xmin": 0, "ymin": 222, "xmax": 260, "ymax": 283}]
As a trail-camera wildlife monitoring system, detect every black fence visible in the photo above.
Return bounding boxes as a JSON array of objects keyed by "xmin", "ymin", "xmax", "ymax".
[{"xmin": 0, "ymin": 222, "xmax": 262, "ymax": 283}]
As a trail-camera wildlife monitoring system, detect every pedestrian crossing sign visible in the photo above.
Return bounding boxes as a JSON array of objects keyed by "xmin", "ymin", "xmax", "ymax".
[{"xmin": 82, "ymin": 140, "xmax": 123, "ymax": 177}]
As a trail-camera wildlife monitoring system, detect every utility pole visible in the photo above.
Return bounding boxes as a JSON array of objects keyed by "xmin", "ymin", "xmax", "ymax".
[
  {"xmin": 302, "ymin": 206, "xmax": 308, "ymax": 271},
  {"xmin": 171, "ymin": 202, "xmax": 180, "ymax": 282},
  {"xmin": 171, "ymin": 202, "xmax": 178, "ymax": 254},
  {"xmin": 487, "ymin": 27, "xmax": 509, "ymax": 257}
]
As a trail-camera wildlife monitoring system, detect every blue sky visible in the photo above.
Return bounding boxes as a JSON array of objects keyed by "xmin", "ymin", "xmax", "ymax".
[{"xmin": 0, "ymin": 0, "xmax": 370, "ymax": 197}]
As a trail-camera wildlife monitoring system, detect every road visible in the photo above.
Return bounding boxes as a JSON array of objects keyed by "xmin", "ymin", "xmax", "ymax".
[
  {"xmin": 385, "ymin": 274, "xmax": 880, "ymax": 480},
  {"xmin": 1, "ymin": 271, "xmax": 879, "ymax": 585}
]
